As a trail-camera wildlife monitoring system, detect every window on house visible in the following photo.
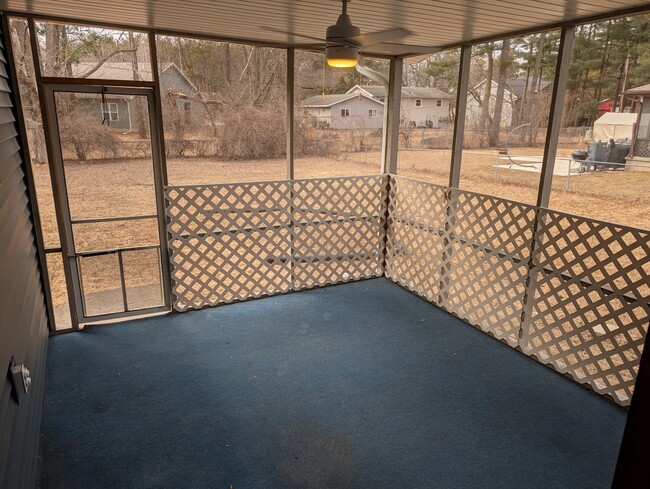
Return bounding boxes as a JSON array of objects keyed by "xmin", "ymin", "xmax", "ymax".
[
  {"xmin": 436, "ymin": 100, "xmax": 442, "ymax": 107},
  {"xmin": 340, "ymin": 108, "xmax": 350, "ymax": 117},
  {"xmin": 368, "ymin": 109, "xmax": 377, "ymax": 118},
  {"xmin": 101, "ymin": 102, "xmax": 119, "ymax": 122},
  {"xmin": 415, "ymin": 99, "xmax": 422, "ymax": 107}
]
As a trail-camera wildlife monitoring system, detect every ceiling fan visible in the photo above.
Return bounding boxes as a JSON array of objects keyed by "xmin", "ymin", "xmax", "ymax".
[{"xmin": 266, "ymin": 0, "xmax": 435, "ymax": 67}]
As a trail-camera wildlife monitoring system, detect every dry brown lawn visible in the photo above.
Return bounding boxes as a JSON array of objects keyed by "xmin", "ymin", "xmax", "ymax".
[{"xmin": 31, "ymin": 146, "xmax": 650, "ymax": 329}]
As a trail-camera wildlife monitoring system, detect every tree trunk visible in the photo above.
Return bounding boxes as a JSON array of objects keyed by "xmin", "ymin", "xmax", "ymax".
[
  {"xmin": 44, "ymin": 23, "xmax": 62, "ymax": 76},
  {"xmin": 594, "ymin": 21, "xmax": 612, "ymax": 103},
  {"xmin": 479, "ymin": 42, "xmax": 495, "ymax": 143},
  {"xmin": 129, "ymin": 32, "xmax": 147, "ymax": 138},
  {"xmin": 516, "ymin": 40, "xmax": 533, "ymax": 129},
  {"xmin": 223, "ymin": 43, "xmax": 231, "ymax": 87},
  {"xmin": 489, "ymin": 39, "xmax": 510, "ymax": 147},
  {"xmin": 11, "ymin": 20, "xmax": 48, "ymax": 163},
  {"xmin": 525, "ymin": 33, "xmax": 545, "ymax": 144}
]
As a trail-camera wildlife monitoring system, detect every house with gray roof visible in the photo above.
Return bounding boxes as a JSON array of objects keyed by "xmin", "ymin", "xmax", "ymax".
[
  {"xmin": 347, "ymin": 85, "xmax": 452, "ymax": 128},
  {"xmin": 71, "ymin": 62, "xmax": 206, "ymax": 130},
  {"xmin": 467, "ymin": 79, "xmax": 517, "ymax": 128},
  {"xmin": 506, "ymin": 77, "xmax": 551, "ymax": 100},
  {"xmin": 301, "ymin": 92, "xmax": 384, "ymax": 129}
]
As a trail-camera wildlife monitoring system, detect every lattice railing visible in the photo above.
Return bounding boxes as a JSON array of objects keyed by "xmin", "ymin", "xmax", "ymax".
[
  {"xmin": 165, "ymin": 175, "xmax": 387, "ymax": 311},
  {"xmin": 441, "ymin": 189, "xmax": 536, "ymax": 346},
  {"xmin": 291, "ymin": 176, "xmax": 387, "ymax": 289},
  {"xmin": 634, "ymin": 138, "xmax": 650, "ymax": 158},
  {"xmin": 385, "ymin": 178, "xmax": 536, "ymax": 346},
  {"xmin": 521, "ymin": 210, "xmax": 650, "ymax": 405},
  {"xmin": 385, "ymin": 177, "xmax": 448, "ymax": 302},
  {"xmin": 165, "ymin": 181, "xmax": 293, "ymax": 311},
  {"xmin": 385, "ymin": 175, "xmax": 649, "ymax": 406},
  {"xmin": 166, "ymin": 174, "xmax": 648, "ymax": 406}
]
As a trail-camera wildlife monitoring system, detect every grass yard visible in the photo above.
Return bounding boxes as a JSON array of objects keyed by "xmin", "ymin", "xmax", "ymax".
[{"xmin": 31, "ymin": 147, "xmax": 650, "ymax": 328}]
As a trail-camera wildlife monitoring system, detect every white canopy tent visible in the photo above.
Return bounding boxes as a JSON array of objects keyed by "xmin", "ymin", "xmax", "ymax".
[{"xmin": 592, "ymin": 112, "xmax": 637, "ymax": 141}]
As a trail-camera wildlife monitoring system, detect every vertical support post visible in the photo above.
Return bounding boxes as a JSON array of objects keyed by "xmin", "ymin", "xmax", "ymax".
[
  {"xmin": 382, "ymin": 57, "xmax": 402, "ymax": 174},
  {"xmin": 28, "ymin": 18, "xmax": 81, "ymax": 330},
  {"xmin": 449, "ymin": 45, "xmax": 471, "ymax": 188},
  {"xmin": 286, "ymin": 47, "xmax": 295, "ymax": 180},
  {"xmin": 380, "ymin": 174, "xmax": 392, "ymax": 273},
  {"xmin": 1, "ymin": 15, "xmax": 56, "ymax": 332},
  {"xmin": 536, "ymin": 26, "xmax": 574, "ymax": 208},
  {"xmin": 148, "ymin": 32, "xmax": 169, "ymax": 187},
  {"xmin": 148, "ymin": 32, "xmax": 173, "ymax": 310},
  {"xmin": 286, "ymin": 48, "xmax": 295, "ymax": 289},
  {"xmin": 439, "ymin": 46, "xmax": 472, "ymax": 305}
]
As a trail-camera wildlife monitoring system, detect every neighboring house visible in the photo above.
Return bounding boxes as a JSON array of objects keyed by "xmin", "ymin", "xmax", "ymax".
[
  {"xmin": 347, "ymin": 85, "xmax": 452, "ymax": 128},
  {"xmin": 625, "ymin": 83, "xmax": 650, "ymax": 160},
  {"xmin": 70, "ymin": 61, "xmax": 205, "ymax": 129},
  {"xmin": 300, "ymin": 93, "xmax": 384, "ymax": 129},
  {"xmin": 466, "ymin": 79, "xmax": 517, "ymax": 128},
  {"xmin": 506, "ymin": 77, "xmax": 551, "ymax": 100},
  {"xmin": 506, "ymin": 76, "xmax": 551, "ymax": 123}
]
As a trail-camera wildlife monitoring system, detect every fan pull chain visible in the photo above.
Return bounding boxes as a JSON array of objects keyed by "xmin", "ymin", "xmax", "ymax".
[
  {"xmin": 101, "ymin": 86, "xmax": 110, "ymax": 126},
  {"xmin": 358, "ymin": 63, "xmax": 362, "ymax": 100},
  {"xmin": 322, "ymin": 57, "xmax": 326, "ymax": 101}
]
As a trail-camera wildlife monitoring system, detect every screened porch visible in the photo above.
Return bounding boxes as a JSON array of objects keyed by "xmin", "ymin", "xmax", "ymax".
[{"xmin": 1, "ymin": 1, "xmax": 649, "ymax": 488}]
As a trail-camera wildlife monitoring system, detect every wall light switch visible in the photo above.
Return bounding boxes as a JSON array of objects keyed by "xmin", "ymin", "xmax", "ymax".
[{"xmin": 9, "ymin": 356, "xmax": 32, "ymax": 404}]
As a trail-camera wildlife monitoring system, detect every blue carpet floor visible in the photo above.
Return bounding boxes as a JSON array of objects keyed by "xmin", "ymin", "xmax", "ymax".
[{"xmin": 38, "ymin": 278, "xmax": 626, "ymax": 489}]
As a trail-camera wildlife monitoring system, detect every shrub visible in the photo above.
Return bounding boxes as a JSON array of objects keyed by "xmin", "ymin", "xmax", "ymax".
[
  {"xmin": 58, "ymin": 112, "xmax": 120, "ymax": 161},
  {"xmin": 220, "ymin": 105, "xmax": 286, "ymax": 160}
]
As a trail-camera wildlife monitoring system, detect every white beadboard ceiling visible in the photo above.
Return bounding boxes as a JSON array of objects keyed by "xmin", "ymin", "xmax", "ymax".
[{"xmin": 2, "ymin": 0, "xmax": 650, "ymax": 56}]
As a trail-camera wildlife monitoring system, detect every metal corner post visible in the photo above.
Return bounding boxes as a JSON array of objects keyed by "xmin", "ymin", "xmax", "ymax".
[
  {"xmin": 537, "ymin": 26, "xmax": 575, "ymax": 208},
  {"xmin": 449, "ymin": 45, "xmax": 471, "ymax": 188},
  {"xmin": 286, "ymin": 47, "xmax": 295, "ymax": 180},
  {"xmin": 147, "ymin": 32, "xmax": 173, "ymax": 310},
  {"xmin": 382, "ymin": 57, "xmax": 402, "ymax": 174}
]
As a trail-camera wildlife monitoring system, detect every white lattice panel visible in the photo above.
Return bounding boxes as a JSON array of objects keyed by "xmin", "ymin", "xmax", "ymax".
[
  {"xmin": 521, "ymin": 210, "xmax": 650, "ymax": 405},
  {"xmin": 634, "ymin": 139, "xmax": 650, "ymax": 158},
  {"xmin": 166, "ymin": 176, "xmax": 387, "ymax": 310},
  {"xmin": 166, "ymin": 182, "xmax": 292, "ymax": 310},
  {"xmin": 291, "ymin": 176, "xmax": 388, "ymax": 289},
  {"xmin": 384, "ymin": 176, "xmax": 448, "ymax": 302},
  {"xmin": 440, "ymin": 190, "xmax": 536, "ymax": 346}
]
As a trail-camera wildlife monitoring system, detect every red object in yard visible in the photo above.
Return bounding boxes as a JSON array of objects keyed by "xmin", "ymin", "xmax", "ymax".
[{"xmin": 598, "ymin": 98, "xmax": 614, "ymax": 116}]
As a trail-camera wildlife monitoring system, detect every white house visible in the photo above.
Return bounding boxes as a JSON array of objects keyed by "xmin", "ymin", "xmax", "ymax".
[
  {"xmin": 347, "ymin": 85, "xmax": 452, "ymax": 128},
  {"xmin": 466, "ymin": 80, "xmax": 517, "ymax": 128},
  {"xmin": 301, "ymin": 93, "xmax": 384, "ymax": 129}
]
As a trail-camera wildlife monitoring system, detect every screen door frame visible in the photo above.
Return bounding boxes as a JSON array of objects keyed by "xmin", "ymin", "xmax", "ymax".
[{"xmin": 43, "ymin": 82, "xmax": 171, "ymax": 325}]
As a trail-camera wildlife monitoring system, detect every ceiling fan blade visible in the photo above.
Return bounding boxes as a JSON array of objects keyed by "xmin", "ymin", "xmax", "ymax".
[
  {"xmin": 349, "ymin": 27, "xmax": 412, "ymax": 48},
  {"xmin": 372, "ymin": 42, "xmax": 439, "ymax": 56},
  {"xmin": 261, "ymin": 26, "xmax": 325, "ymax": 43},
  {"xmin": 294, "ymin": 43, "xmax": 327, "ymax": 51}
]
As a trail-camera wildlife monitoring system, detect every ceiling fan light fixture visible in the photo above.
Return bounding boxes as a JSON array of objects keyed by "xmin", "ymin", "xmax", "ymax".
[{"xmin": 326, "ymin": 45, "xmax": 359, "ymax": 68}]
